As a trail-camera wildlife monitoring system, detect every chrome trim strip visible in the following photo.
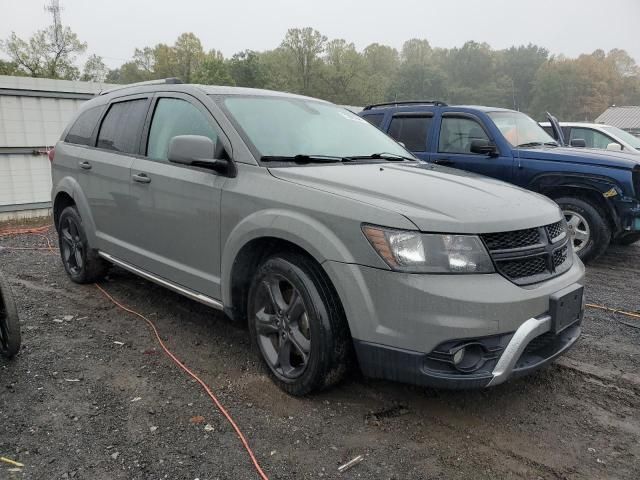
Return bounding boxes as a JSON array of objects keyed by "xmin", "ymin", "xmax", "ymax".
[
  {"xmin": 488, "ymin": 314, "xmax": 552, "ymax": 386},
  {"xmin": 98, "ymin": 252, "xmax": 223, "ymax": 310}
]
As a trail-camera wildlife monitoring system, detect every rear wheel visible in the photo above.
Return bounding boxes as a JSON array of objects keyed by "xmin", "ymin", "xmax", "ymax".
[
  {"xmin": 58, "ymin": 206, "xmax": 109, "ymax": 284},
  {"xmin": 613, "ymin": 232, "xmax": 640, "ymax": 246},
  {"xmin": 247, "ymin": 252, "xmax": 350, "ymax": 396},
  {"xmin": 0, "ymin": 270, "xmax": 21, "ymax": 358},
  {"xmin": 556, "ymin": 197, "xmax": 611, "ymax": 263}
]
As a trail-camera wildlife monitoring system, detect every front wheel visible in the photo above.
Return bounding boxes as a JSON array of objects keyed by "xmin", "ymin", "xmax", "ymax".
[
  {"xmin": 247, "ymin": 253, "xmax": 350, "ymax": 396},
  {"xmin": 556, "ymin": 197, "xmax": 611, "ymax": 263},
  {"xmin": 0, "ymin": 270, "xmax": 21, "ymax": 358}
]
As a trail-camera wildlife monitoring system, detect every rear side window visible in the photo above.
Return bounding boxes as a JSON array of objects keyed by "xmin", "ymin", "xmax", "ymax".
[
  {"xmin": 361, "ymin": 113, "xmax": 385, "ymax": 129},
  {"xmin": 388, "ymin": 116, "xmax": 432, "ymax": 151},
  {"xmin": 97, "ymin": 99, "xmax": 148, "ymax": 154},
  {"xmin": 147, "ymin": 98, "xmax": 217, "ymax": 161},
  {"xmin": 65, "ymin": 106, "xmax": 103, "ymax": 146},
  {"xmin": 570, "ymin": 127, "xmax": 616, "ymax": 149}
]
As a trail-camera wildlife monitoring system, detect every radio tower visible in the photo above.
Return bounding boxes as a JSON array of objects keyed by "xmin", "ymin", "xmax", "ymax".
[{"xmin": 45, "ymin": 0, "xmax": 63, "ymax": 45}]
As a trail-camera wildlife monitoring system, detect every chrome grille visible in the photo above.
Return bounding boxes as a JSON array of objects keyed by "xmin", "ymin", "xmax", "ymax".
[{"xmin": 481, "ymin": 221, "xmax": 573, "ymax": 286}]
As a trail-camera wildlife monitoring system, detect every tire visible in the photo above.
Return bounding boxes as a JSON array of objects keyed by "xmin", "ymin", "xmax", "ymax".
[
  {"xmin": 57, "ymin": 206, "xmax": 109, "ymax": 284},
  {"xmin": 247, "ymin": 252, "xmax": 350, "ymax": 396},
  {"xmin": 555, "ymin": 196, "xmax": 611, "ymax": 263},
  {"xmin": 0, "ymin": 270, "xmax": 21, "ymax": 358},
  {"xmin": 613, "ymin": 232, "xmax": 640, "ymax": 246}
]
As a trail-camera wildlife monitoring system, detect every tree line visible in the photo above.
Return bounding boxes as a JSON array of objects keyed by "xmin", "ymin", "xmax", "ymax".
[{"xmin": 3, "ymin": 25, "xmax": 640, "ymax": 121}]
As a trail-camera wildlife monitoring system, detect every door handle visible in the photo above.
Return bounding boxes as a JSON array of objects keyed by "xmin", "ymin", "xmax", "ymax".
[
  {"xmin": 79, "ymin": 161, "xmax": 92, "ymax": 170},
  {"xmin": 132, "ymin": 173, "xmax": 151, "ymax": 184}
]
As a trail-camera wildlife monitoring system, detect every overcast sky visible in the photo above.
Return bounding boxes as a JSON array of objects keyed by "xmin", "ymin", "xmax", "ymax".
[{"xmin": 1, "ymin": 0, "xmax": 639, "ymax": 69}]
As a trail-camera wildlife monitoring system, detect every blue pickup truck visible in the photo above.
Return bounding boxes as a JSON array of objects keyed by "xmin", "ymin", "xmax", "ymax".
[{"xmin": 360, "ymin": 102, "xmax": 640, "ymax": 262}]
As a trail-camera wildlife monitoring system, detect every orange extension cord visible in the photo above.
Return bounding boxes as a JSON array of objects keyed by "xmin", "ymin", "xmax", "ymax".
[
  {"xmin": 0, "ymin": 225, "xmax": 55, "ymax": 253},
  {"xmin": 94, "ymin": 284, "xmax": 270, "ymax": 480}
]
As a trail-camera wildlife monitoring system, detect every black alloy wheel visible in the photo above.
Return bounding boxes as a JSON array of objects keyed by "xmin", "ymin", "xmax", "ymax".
[
  {"xmin": 254, "ymin": 274, "xmax": 311, "ymax": 380},
  {"xmin": 247, "ymin": 253, "xmax": 351, "ymax": 396}
]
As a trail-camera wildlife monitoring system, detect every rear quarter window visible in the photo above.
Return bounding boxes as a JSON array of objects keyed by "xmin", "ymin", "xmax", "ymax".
[
  {"xmin": 97, "ymin": 99, "xmax": 149, "ymax": 154},
  {"xmin": 361, "ymin": 113, "xmax": 385, "ymax": 129},
  {"xmin": 65, "ymin": 106, "xmax": 104, "ymax": 146},
  {"xmin": 388, "ymin": 116, "xmax": 432, "ymax": 151}
]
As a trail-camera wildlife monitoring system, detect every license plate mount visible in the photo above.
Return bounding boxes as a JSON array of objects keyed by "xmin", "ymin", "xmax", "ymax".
[{"xmin": 550, "ymin": 285, "xmax": 584, "ymax": 334}]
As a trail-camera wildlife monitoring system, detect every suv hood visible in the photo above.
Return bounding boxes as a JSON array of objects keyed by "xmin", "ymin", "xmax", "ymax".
[
  {"xmin": 269, "ymin": 163, "xmax": 561, "ymax": 233},
  {"xmin": 517, "ymin": 146, "xmax": 640, "ymax": 169}
]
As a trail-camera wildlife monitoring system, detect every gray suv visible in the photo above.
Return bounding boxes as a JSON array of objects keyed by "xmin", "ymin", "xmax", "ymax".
[{"xmin": 51, "ymin": 79, "xmax": 585, "ymax": 395}]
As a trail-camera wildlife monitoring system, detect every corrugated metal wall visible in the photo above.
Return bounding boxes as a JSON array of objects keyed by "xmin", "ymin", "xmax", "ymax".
[
  {"xmin": 0, "ymin": 95, "xmax": 83, "ymax": 148},
  {"xmin": 0, "ymin": 154, "xmax": 52, "ymax": 209},
  {"xmin": 0, "ymin": 75, "xmax": 115, "ymax": 217}
]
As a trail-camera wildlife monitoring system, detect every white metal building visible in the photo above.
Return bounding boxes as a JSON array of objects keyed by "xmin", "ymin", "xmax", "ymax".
[{"xmin": 0, "ymin": 75, "xmax": 115, "ymax": 220}]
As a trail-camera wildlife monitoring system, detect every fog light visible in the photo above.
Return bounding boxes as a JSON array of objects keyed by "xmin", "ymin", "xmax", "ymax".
[{"xmin": 453, "ymin": 348, "xmax": 465, "ymax": 365}]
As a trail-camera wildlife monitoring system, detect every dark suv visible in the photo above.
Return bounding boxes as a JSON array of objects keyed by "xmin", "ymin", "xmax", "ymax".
[{"xmin": 360, "ymin": 101, "xmax": 640, "ymax": 262}]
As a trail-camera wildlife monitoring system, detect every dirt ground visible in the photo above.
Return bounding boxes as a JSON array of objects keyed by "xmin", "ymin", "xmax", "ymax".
[{"xmin": 1, "ymin": 220, "xmax": 639, "ymax": 480}]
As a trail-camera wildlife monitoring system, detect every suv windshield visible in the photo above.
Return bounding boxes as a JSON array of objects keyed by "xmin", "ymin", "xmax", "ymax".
[
  {"xmin": 216, "ymin": 95, "xmax": 411, "ymax": 160},
  {"xmin": 602, "ymin": 125, "xmax": 640, "ymax": 149},
  {"xmin": 488, "ymin": 111, "xmax": 557, "ymax": 148}
]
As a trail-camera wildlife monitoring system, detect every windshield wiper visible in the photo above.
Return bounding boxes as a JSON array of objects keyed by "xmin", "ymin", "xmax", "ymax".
[
  {"xmin": 544, "ymin": 141, "xmax": 559, "ymax": 147},
  {"xmin": 261, "ymin": 154, "xmax": 344, "ymax": 164},
  {"xmin": 344, "ymin": 152, "xmax": 416, "ymax": 162},
  {"xmin": 516, "ymin": 141, "xmax": 544, "ymax": 148}
]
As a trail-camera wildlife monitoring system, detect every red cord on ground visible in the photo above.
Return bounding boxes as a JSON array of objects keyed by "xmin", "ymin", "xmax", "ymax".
[{"xmin": 94, "ymin": 284, "xmax": 270, "ymax": 480}]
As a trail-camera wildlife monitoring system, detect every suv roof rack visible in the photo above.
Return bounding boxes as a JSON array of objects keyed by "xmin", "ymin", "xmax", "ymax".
[
  {"xmin": 99, "ymin": 77, "xmax": 183, "ymax": 96},
  {"xmin": 362, "ymin": 100, "xmax": 448, "ymax": 110}
]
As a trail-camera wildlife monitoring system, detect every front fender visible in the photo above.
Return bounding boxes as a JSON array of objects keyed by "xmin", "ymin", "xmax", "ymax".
[
  {"xmin": 52, "ymin": 177, "xmax": 97, "ymax": 246},
  {"xmin": 529, "ymin": 172, "xmax": 630, "ymax": 228},
  {"xmin": 528, "ymin": 172, "xmax": 626, "ymax": 198},
  {"xmin": 220, "ymin": 208, "xmax": 367, "ymax": 306}
]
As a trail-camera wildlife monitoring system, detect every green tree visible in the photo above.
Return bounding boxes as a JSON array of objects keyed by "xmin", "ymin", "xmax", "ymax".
[
  {"xmin": 1, "ymin": 25, "xmax": 86, "ymax": 79},
  {"xmin": 319, "ymin": 39, "xmax": 365, "ymax": 104},
  {"xmin": 361, "ymin": 43, "xmax": 400, "ymax": 103},
  {"xmin": 388, "ymin": 39, "xmax": 447, "ymax": 101},
  {"xmin": 0, "ymin": 59, "xmax": 21, "ymax": 76},
  {"xmin": 174, "ymin": 33, "xmax": 205, "ymax": 83},
  {"xmin": 192, "ymin": 50, "xmax": 235, "ymax": 86},
  {"xmin": 229, "ymin": 50, "xmax": 268, "ymax": 88},
  {"xmin": 280, "ymin": 28, "xmax": 327, "ymax": 94},
  {"xmin": 81, "ymin": 54, "xmax": 108, "ymax": 82},
  {"xmin": 497, "ymin": 44, "xmax": 549, "ymax": 110}
]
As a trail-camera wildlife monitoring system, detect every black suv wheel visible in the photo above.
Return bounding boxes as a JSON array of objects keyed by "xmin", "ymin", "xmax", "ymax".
[
  {"xmin": 0, "ymin": 270, "xmax": 21, "ymax": 358},
  {"xmin": 556, "ymin": 197, "xmax": 611, "ymax": 263},
  {"xmin": 247, "ymin": 253, "xmax": 350, "ymax": 396},
  {"xmin": 58, "ymin": 206, "xmax": 109, "ymax": 284}
]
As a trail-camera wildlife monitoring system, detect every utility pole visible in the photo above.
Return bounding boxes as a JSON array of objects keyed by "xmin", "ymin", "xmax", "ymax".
[{"xmin": 45, "ymin": 0, "xmax": 63, "ymax": 46}]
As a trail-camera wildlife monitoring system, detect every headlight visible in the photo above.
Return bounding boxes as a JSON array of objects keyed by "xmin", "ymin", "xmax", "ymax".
[{"xmin": 362, "ymin": 225, "xmax": 495, "ymax": 273}]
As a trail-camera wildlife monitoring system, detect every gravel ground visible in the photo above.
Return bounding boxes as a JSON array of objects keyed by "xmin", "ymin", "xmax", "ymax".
[{"xmin": 1, "ymin": 220, "xmax": 639, "ymax": 480}]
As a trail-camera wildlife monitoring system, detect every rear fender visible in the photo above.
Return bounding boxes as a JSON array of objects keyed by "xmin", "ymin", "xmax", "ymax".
[{"xmin": 53, "ymin": 177, "xmax": 97, "ymax": 246}]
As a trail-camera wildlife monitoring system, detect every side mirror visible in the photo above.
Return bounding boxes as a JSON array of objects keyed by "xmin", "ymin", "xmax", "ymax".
[
  {"xmin": 606, "ymin": 142, "xmax": 622, "ymax": 151},
  {"xmin": 168, "ymin": 135, "xmax": 228, "ymax": 170},
  {"xmin": 470, "ymin": 139, "xmax": 498, "ymax": 156},
  {"xmin": 570, "ymin": 138, "xmax": 586, "ymax": 148}
]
